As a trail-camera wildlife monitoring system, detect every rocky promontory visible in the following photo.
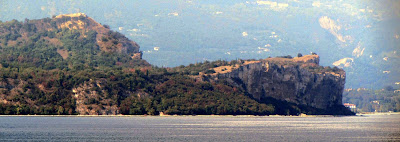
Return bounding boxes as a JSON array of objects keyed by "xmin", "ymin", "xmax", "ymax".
[
  {"xmin": 0, "ymin": 14, "xmax": 353, "ymax": 115},
  {"xmin": 199, "ymin": 55, "xmax": 348, "ymax": 113}
]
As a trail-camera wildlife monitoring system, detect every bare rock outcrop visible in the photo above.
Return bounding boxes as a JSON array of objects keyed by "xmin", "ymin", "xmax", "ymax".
[
  {"xmin": 212, "ymin": 55, "xmax": 345, "ymax": 110},
  {"xmin": 72, "ymin": 79, "xmax": 150, "ymax": 115},
  {"xmin": 72, "ymin": 79, "xmax": 119, "ymax": 115}
]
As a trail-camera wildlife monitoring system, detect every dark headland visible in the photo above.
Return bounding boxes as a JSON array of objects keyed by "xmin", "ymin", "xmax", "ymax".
[{"xmin": 0, "ymin": 13, "xmax": 354, "ymax": 116}]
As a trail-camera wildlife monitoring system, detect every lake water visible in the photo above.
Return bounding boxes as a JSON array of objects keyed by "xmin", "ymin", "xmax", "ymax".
[{"xmin": 0, "ymin": 114, "xmax": 399, "ymax": 141}]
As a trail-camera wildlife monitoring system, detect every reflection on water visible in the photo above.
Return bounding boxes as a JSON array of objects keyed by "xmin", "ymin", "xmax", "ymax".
[{"xmin": 0, "ymin": 114, "xmax": 399, "ymax": 141}]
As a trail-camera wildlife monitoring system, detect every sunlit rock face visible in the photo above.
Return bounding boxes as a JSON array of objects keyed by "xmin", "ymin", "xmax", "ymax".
[
  {"xmin": 333, "ymin": 58, "xmax": 354, "ymax": 68},
  {"xmin": 214, "ymin": 55, "xmax": 345, "ymax": 110}
]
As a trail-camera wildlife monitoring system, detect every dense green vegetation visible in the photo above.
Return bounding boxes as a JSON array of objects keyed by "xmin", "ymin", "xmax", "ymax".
[
  {"xmin": 1, "ymin": 63, "xmax": 347, "ymax": 115},
  {"xmin": 0, "ymin": 21, "xmax": 147, "ymax": 70},
  {"xmin": 0, "ymin": 65, "xmax": 277, "ymax": 115},
  {"xmin": 171, "ymin": 59, "xmax": 251, "ymax": 76},
  {"xmin": 0, "ymin": 17, "xmax": 353, "ymax": 115},
  {"xmin": 343, "ymin": 86, "xmax": 400, "ymax": 112},
  {"xmin": 120, "ymin": 74, "xmax": 275, "ymax": 115}
]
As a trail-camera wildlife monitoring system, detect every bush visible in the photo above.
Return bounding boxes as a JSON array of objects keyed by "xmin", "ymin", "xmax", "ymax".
[
  {"xmin": 384, "ymin": 85, "xmax": 394, "ymax": 91},
  {"xmin": 297, "ymin": 53, "xmax": 303, "ymax": 57},
  {"xmin": 278, "ymin": 55, "xmax": 293, "ymax": 59},
  {"xmin": 204, "ymin": 69, "xmax": 216, "ymax": 74},
  {"xmin": 101, "ymin": 36, "xmax": 108, "ymax": 42},
  {"xmin": 103, "ymin": 24, "xmax": 110, "ymax": 29}
]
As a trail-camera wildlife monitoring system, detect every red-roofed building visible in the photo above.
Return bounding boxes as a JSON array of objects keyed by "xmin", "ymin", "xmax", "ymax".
[{"xmin": 344, "ymin": 103, "xmax": 356, "ymax": 112}]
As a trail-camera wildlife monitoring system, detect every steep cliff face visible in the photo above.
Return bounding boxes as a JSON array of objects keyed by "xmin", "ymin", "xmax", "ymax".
[{"xmin": 212, "ymin": 55, "xmax": 345, "ymax": 110}]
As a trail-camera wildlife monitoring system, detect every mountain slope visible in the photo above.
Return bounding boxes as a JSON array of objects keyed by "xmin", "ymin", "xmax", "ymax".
[
  {"xmin": 0, "ymin": 13, "xmax": 148, "ymax": 70},
  {"xmin": 0, "ymin": 14, "xmax": 353, "ymax": 115}
]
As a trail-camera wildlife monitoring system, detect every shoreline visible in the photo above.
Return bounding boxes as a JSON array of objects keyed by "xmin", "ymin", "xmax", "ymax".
[
  {"xmin": 0, "ymin": 114, "xmax": 361, "ymax": 117},
  {"xmin": 356, "ymin": 112, "xmax": 400, "ymax": 116},
  {"xmin": 1, "ymin": 112, "xmax": 398, "ymax": 117}
]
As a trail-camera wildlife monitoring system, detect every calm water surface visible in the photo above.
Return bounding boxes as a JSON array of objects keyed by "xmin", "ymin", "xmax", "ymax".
[{"xmin": 0, "ymin": 114, "xmax": 399, "ymax": 141}]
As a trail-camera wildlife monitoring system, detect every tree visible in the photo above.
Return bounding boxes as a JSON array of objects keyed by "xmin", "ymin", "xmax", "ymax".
[
  {"xmin": 57, "ymin": 106, "xmax": 64, "ymax": 115},
  {"xmin": 103, "ymin": 24, "xmax": 110, "ymax": 29},
  {"xmin": 297, "ymin": 53, "xmax": 303, "ymax": 57},
  {"xmin": 204, "ymin": 69, "xmax": 216, "ymax": 74},
  {"xmin": 384, "ymin": 85, "xmax": 394, "ymax": 91}
]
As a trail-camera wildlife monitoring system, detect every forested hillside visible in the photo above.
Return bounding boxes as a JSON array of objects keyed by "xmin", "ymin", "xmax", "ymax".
[
  {"xmin": 0, "ymin": 15, "xmax": 353, "ymax": 115},
  {"xmin": 0, "ymin": 13, "xmax": 148, "ymax": 70}
]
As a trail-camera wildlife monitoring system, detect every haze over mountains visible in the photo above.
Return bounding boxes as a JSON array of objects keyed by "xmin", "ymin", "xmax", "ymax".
[{"xmin": 1, "ymin": 0, "xmax": 399, "ymax": 89}]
